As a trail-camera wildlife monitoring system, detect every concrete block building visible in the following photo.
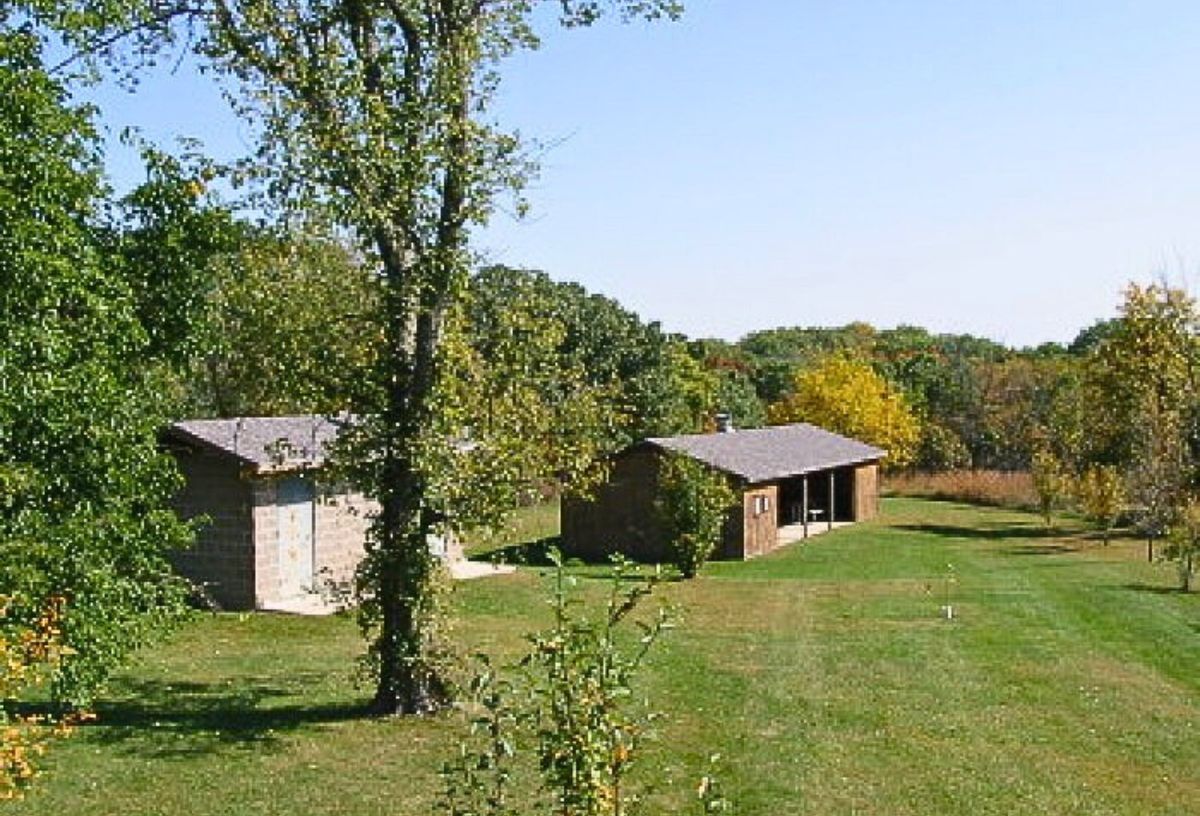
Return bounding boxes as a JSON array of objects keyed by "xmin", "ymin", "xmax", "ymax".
[
  {"xmin": 162, "ymin": 415, "xmax": 436, "ymax": 610},
  {"xmin": 562, "ymin": 423, "xmax": 885, "ymax": 563}
]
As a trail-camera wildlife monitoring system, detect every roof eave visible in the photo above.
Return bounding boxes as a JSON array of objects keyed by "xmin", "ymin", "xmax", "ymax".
[{"xmin": 161, "ymin": 425, "xmax": 259, "ymax": 468}]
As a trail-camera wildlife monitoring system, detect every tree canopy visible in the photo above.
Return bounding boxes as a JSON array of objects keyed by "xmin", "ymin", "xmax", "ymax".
[
  {"xmin": 767, "ymin": 354, "xmax": 921, "ymax": 468},
  {"xmin": 0, "ymin": 29, "xmax": 192, "ymax": 706}
]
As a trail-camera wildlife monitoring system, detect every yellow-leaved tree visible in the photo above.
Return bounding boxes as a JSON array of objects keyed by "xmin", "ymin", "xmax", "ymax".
[{"xmin": 767, "ymin": 355, "xmax": 920, "ymax": 468}]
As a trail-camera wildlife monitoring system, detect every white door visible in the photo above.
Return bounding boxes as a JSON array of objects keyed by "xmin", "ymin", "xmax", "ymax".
[{"xmin": 276, "ymin": 476, "xmax": 315, "ymax": 597}]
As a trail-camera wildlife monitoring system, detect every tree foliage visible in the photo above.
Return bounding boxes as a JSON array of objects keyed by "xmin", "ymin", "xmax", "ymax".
[
  {"xmin": 0, "ymin": 29, "xmax": 191, "ymax": 706},
  {"xmin": 1030, "ymin": 449, "xmax": 1068, "ymax": 528},
  {"xmin": 183, "ymin": 229, "xmax": 381, "ymax": 417},
  {"xmin": 1163, "ymin": 496, "xmax": 1200, "ymax": 592},
  {"xmin": 655, "ymin": 453, "xmax": 736, "ymax": 579},
  {"xmin": 1086, "ymin": 283, "xmax": 1199, "ymax": 467},
  {"xmin": 767, "ymin": 355, "xmax": 920, "ymax": 468},
  {"xmin": 110, "ymin": 144, "xmax": 241, "ymax": 370},
  {"xmin": 1127, "ymin": 396, "xmax": 1189, "ymax": 552},
  {"xmin": 1075, "ymin": 465, "xmax": 1126, "ymax": 544}
]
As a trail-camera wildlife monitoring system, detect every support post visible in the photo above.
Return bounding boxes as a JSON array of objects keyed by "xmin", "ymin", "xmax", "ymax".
[
  {"xmin": 828, "ymin": 471, "xmax": 835, "ymax": 531},
  {"xmin": 802, "ymin": 476, "xmax": 809, "ymax": 539}
]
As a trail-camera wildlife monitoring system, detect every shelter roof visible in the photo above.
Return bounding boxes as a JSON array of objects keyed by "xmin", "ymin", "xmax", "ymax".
[{"xmin": 644, "ymin": 423, "xmax": 885, "ymax": 483}]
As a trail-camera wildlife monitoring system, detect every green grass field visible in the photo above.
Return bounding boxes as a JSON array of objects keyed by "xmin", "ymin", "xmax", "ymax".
[{"xmin": 13, "ymin": 498, "xmax": 1200, "ymax": 815}]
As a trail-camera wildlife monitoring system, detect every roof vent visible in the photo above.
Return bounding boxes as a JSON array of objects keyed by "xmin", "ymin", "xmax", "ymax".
[{"xmin": 715, "ymin": 413, "xmax": 734, "ymax": 433}]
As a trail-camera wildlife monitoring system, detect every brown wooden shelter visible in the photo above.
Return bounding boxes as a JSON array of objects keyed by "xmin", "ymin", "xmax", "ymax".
[{"xmin": 561, "ymin": 423, "xmax": 885, "ymax": 562}]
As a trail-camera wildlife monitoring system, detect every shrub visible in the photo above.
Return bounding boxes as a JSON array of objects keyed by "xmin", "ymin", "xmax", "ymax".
[
  {"xmin": 439, "ymin": 551, "xmax": 677, "ymax": 816},
  {"xmin": 656, "ymin": 453, "xmax": 737, "ymax": 579}
]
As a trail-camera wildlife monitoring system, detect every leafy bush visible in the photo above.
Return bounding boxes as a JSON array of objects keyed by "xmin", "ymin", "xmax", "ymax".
[
  {"xmin": 656, "ymin": 453, "xmax": 737, "ymax": 579},
  {"xmin": 439, "ymin": 551, "xmax": 678, "ymax": 816}
]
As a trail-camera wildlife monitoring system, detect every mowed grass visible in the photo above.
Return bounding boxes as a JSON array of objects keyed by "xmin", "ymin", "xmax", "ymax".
[{"xmin": 13, "ymin": 498, "xmax": 1200, "ymax": 815}]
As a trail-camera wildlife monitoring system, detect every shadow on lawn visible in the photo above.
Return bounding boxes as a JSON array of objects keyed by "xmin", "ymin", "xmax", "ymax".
[
  {"xmin": 1121, "ymin": 581, "xmax": 1191, "ymax": 596},
  {"xmin": 895, "ymin": 523, "xmax": 1088, "ymax": 558},
  {"xmin": 896, "ymin": 522, "xmax": 1064, "ymax": 542},
  {"xmin": 83, "ymin": 674, "xmax": 367, "ymax": 758},
  {"xmin": 480, "ymin": 535, "xmax": 562, "ymax": 566}
]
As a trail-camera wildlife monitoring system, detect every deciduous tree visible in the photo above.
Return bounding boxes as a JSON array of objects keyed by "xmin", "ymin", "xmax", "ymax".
[
  {"xmin": 171, "ymin": 0, "xmax": 683, "ymax": 714},
  {"xmin": 767, "ymin": 354, "xmax": 920, "ymax": 467},
  {"xmin": 1075, "ymin": 465, "xmax": 1126, "ymax": 545},
  {"xmin": 0, "ymin": 29, "xmax": 191, "ymax": 706},
  {"xmin": 186, "ymin": 229, "xmax": 380, "ymax": 417},
  {"xmin": 1030, "ymin": 449, "xmax": 1068, "ymax": 528},
  {"xmin": 1163, "ymin": 496, "xmax": 1200, "ymax": 591}
]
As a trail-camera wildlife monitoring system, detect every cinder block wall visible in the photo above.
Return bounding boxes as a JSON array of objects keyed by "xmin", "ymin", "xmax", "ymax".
[
  {"xmin": 170, "ymin": 453, "xmax": 256, "ymax": 610},
  {"xmin": 314, "ymin": 488, "xmax": 375, "ymax": 591},
  {"xmin": 251, "ymin": 479, "xmax": 282, "ymax": 606}
]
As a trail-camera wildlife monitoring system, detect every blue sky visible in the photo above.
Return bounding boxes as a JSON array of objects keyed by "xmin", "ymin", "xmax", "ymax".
[{"xmin": 74, "ymin": 1, "xmax": 1200, "ymax": 347}]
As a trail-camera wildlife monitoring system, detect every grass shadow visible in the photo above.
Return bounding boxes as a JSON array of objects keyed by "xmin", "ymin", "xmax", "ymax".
[
  {"xmin": 479, "ymin": 534, "xmax": 562, "ymax": 566},
  {"xmin": 82, "ymin": 675, "xmax": 369, "ymax": 758},
  {"xmin": 895, "ymin": 523, "xmax": 1065, "ymax": 542},
  {"xmin": 1121, "ymin": 581, "xmax": 1190, "ymax": 596},
  {"xmin": 480, "ymin": 535, "xmax": 682, "ymax": 586},
  {"xmin": 997, "ymin": 543, "xmax": 1083, "ymax": 556}
]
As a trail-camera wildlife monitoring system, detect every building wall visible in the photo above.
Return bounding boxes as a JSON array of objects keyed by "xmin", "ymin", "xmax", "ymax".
[
  {"xmin": 251, "ymin": 476, "xmax": 383, "ymax": 606},
  {"xmin": 250, "ymin": 478, "xmax": 283, "ymax": 606},
  {"xmin": 561, "ymin": 449, "xmax": 667, "ymax": 561},
  {"xmin": 314, "ymin": 487, "xmax": 375, "ymax": 591},
  {"xmin": 738, "ymin": 483, "xmax": 779, "ymax": 559},
  {"xmin": 171, "ymin": 448, "xmax": 386, "ymax": 610},
  {"xmin": 853, "ymin": 463, "xmax": 879, "ymax": 521},
  {"xmin": 169, "ymin": 452, "xmax": 256, "ymax": 610}
]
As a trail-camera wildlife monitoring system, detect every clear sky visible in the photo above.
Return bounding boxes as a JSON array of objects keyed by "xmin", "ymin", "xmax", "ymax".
[{"xmin": 74, "ymin": 1, "xmax": 1200, "ymax": 347}]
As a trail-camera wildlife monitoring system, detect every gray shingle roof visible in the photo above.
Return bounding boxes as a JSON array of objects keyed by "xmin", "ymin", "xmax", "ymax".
[
  {"xmin": 646, "ymin": 423, "xmax": 885, "ymax": 483},
  {"xmin": 165, "ymin": 415, "xmax": 344, "ymax": 471}
]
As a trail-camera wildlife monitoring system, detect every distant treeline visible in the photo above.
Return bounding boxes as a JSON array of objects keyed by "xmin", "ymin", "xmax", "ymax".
[{"xmin": 174, "ymin": 238, "xmax": 1182, "ymax": 480}]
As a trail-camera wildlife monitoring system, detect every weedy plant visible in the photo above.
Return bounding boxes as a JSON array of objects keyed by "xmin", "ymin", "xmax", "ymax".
[{"xmin": 440, "ymin": 550, "xmax": 724, "ymax": 816}]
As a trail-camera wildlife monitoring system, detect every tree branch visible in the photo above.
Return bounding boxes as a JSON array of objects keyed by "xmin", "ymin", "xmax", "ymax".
[{"xmin": 48, "ymin": 2, "xmax": 205, "ymax": 75}]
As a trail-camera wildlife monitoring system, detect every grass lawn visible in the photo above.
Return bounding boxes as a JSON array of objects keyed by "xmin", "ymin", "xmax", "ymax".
[{"xmin": 13, "ymin": 498, "xmax": 1200, "ymax": 815}]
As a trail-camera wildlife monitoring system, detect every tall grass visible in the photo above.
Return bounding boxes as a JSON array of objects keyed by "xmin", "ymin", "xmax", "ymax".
[{"xmin": 884, "ymin": 469, "xmax": 1036, "ymax": 510}]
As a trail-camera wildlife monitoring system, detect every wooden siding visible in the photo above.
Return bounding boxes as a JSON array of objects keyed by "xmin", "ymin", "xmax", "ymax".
[
  {"xmin": 738, "ymin": 483, "xmax": 779, "ymax": 559},
  {"xmin": 853, "ymin": 463, "xmax": 879, "ymax": 521},
  {"xmin": 561, "ymin": 449, "xmax": 667, "ymax": 561}
]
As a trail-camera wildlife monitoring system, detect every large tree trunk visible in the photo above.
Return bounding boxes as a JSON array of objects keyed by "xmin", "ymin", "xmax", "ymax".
[
  {"xmin": 369, "ymin": 257, "xmax": 450, "ymax": 715},
  {"xmin": 364, "ymin": 3, "xmax": 473, "ymax": 716}
]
